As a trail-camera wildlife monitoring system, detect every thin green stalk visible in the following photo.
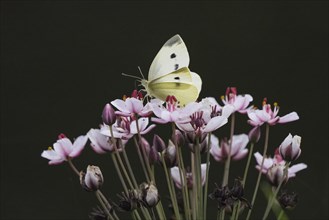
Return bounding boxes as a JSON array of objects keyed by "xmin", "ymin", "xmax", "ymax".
[
  {"xmin": 95, "ymin": 190, "xmax": 115, "ymax": 220},
  {"xmin": 161, "ymin": 155, "xmax": 181, "ymax": 220},
  {"xmin": 203, "ymin": 133, "xmax": 212, "ymax": 220},
  {"xmin": 135, "ymin": 118, "xmax": 154, "ymax": 181},
  {"xmin": 111, "ymin": 153, "xmax": 128, "ymax": 193},
  {"xmin": 246, "ymin": 124, "xmax": 270, "ymax": 220},
  {"xmin": 172, "ymin": 123, "xmax": 191, "ymax": 220},
  {"xmin": 121, "ymin": 145, "xmax": 138, "ymax": 188},
  {"xmin": 222, "ymin": 113, "xmax": 236, "ymax": 186},
  {"xmin": 220, "ymin": 210, "xmax": 225, "ymax": 220},
  {"xmin": 133, "ymin": 136, "xmax": 150, "ymax": 182},
  {"xmin": 111, "ymin": 145, "xmax": 134, "ymax": 189},
  {"xmin": 194, "ymin": 138, "xmax": 202, "ymax": 219},
  {"xmin": 234, "ymin": 142, "xmax": 255, "ymax": 220},
  {"xmin": 277, "ymin": 210, "xmax": 284, "ymax": 220},
  {"xmin": 98, "ymin": 190, "xmax": 120, "ymax": 220},
  {"xmin": 135, "ymin": 117, "xmax": 166, "ymax": 220},
  {"xmin": 67, "ymin": 159, "xmax": 80, "ymax": 176},
  {"xmin": 262, "ymin": 162, "xmax": 291, "ymax": 220},
  {"xmin": 179, "ymin": 147, "xmax": 191, "ymax": 220}
]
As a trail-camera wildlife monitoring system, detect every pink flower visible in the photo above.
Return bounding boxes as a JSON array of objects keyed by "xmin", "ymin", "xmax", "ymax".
[
  {"xmin": 41, "ymin": 134, "xmax": 88, "ymax": 165},
  {"xmin": 279, "ymin": 133, "xmax": 302, "ymax": 162},
  {"xmin": 254, "ymin": 150, "xmax": 307, "ymax": 180},
  {"xmin": 151, "ymin": 96, "xmax": 196, "ymax": 124},
  {"xmin": 170, "ymin": 163, "xmax": 208, "ymax": 189},
  {"xmin": 87, "ymin": 128, "xmax": 126, "ymax": 154},
  {"xmin": 221, "ymin": 87, "xmax": 253, "ymax": 113},
  {"xmin": 101, "ymin": 117, "xmax": 156, "ymax": 140},
  {"xmin": 247, "ymin": 98, "xmax": 299, "ymax": 126},
  {"xmin": 210, "ymin": 134, "xmax": 249, "ymax": 162},
  {"xmin": 111, "ymin": 90, "xmax": 152, "ymax": 117},
  {"xmin": 176, "ymin": 97, "xmax": 233, "ymax": 135}
]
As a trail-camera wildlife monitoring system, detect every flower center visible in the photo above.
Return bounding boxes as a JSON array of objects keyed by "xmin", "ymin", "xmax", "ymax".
[
  {"xmin": 190, "ymin": 111, "xmax": 205, "ymax": 131},
  {"xmin": 166, "ymin": 95, "xmax": 178, "ymax": 112}
]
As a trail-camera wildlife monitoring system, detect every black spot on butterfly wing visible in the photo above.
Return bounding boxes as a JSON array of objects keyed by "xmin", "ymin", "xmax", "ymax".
[
  {"xmin": 170, "ymin": 53, "xmax": 176, "ymax": 59},
  {"xmin": 174, "ymin": 64, "xmax": 179, "ymax": 70},
  {"xmin": 174, "ymin": 77, "xmax": 180, "ymax": 80}
]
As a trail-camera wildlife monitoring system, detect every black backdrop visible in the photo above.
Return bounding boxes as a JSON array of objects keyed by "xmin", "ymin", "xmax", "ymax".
[{"xmin": 1, "ymin": 1, "xmax": 328, "ymax": 220}]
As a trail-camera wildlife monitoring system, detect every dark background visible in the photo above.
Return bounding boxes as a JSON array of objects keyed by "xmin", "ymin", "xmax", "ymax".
[{"xmin": 1, "ymin": 1, "xmax": 328, "ymax": 220}]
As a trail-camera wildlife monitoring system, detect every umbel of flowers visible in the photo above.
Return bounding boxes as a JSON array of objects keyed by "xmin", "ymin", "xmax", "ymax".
[{"xmin": 41, "ymin": 85, "xmax": 306, "ymax": 220}]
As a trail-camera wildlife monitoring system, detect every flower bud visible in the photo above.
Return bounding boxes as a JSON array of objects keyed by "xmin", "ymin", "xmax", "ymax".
[
  {"xmin": 248, "ymin": 126, "xmax": 261, "ymax": 143},
  {"xmin": 172, "ymin": 129, "xmax": 185, "ymax": 147},
  {"xmin": 102, "ymin": 103, "xmax": 116, "ymax": 125},
  {"xmin": 163, "ymin": 140, "xmax": 177, "ymax": 167},
  {"xmin": 139, "ymin": 182, "xmax": 160, "ymax": 208},
  {"xmin": 139, "ymin": 137, "xmax": 150, "ymax": 155},
  {"xmin": 153, "ymin": 135, "xmax": 166, "ymax": 152},
  {"xmin": 279, "ymin": 134, "xmax": 301, "ymax": 162},
  {"xmin": 278, "ymin": 191, "xmax": 298, "ymax": 210},
  {"xmin": 80, "ymin": 165, "xmax": 104, "ymax": 191},
  {"xmin": 148, "ymin": 146, "xmax": 160, "ymax": 165},
  {"xmin": 266, "ymin": 164, "xmax": 288, "ymax": 186}
]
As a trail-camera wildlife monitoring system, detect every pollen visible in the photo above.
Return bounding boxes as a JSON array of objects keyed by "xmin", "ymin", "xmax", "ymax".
[
  {"xmin": 220, "ymin": 95, "xmax": 224, "ymax": 100},
  {"xmin": 47, "ymin": 146, "xmax": 53, "ymax": 151},
  {"xmin": 123, "ymin": 95, "xmax": 127, "ymax": 101},
  {"xmin": 274, "ymin": 102, "xmax": 278, "ymax": 107}
]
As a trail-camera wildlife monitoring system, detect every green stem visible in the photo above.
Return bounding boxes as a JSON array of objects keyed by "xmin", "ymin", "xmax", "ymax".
[
  {"xmin": 98, "ymin": 190, "xmax": 120, "ymax": 220},
  {"xmin": 222, "ymin": 113, "xmax": 235, "ymax": 186},
  {"xmin": 121, "ymin": 144, "xmax": 139, "ymax": 188},
  {"xmin": 67, "ymin": 159, "xmax": 80, "ymax": 176},
  {"xmin": 161, "ymin": 154, "xmax": 181, "ymax": 220},
  {"xmin": 172, "ymin": 123, "xmax": 191, "ymax": 220},
  {"xmin": 246, "ymin": 124, "xmax": 270, "ymax": 220},
  {"xmin": 193, "ymin": 138, "xmax": 202, "ymax": 219},
  {"xmin": 262, "ymin": 162, "xmax": 291, "ymax": 220},
  {"xmin": 278, "ymin": 210, "xmax": 284, "ymax": 220},
  {"xmin": 133, "ymin": 136, "xmax": 150, "ymax": 182},
  {"xmin": 113, "ymin": 146, "xmax": 134, "ymax": 189},
  {"xmin": 135, "ymin": 118, "xmax": 165, "ymax": 220},
  {"xmin": 95, "ymin": 190, "xmax": 115, "ymax": 220},
  {"xmin": 234, "ymin": 142, "xmax": 255, "ymax": 220},
  {"xmin": 203, "ymin": 133, "xmax": 212, "ymax": 220}
]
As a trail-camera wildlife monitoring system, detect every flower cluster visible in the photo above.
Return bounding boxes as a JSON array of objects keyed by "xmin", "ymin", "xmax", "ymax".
[{"xmin": 42, "ymin": 81, "xmax": 306, "ymax": 219}]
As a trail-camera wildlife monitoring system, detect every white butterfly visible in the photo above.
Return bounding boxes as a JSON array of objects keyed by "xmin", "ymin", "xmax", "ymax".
[{"xmin": 140, "ymin": 34, "xmax": 202, "ymax": 106}]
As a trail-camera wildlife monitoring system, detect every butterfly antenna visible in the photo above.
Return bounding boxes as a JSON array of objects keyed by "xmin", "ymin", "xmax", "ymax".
[
  {"xmin": 121, "ymin": 73, "xmax": 142, "ymax": 80},
  {"xmin": 137, "ymin": 66, "xmax": 145, "ymax": 79}
]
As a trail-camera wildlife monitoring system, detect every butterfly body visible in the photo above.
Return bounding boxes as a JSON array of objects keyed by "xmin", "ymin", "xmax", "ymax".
[{"xmin": 141, "ymin": 34, "xmax": 202, "ymax": 106}]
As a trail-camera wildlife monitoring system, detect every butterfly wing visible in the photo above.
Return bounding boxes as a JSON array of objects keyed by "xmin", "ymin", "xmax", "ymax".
[
  {"xmin": 148, "ymin": 34, "xmax": 190, "ymax": 81},
  {"xmin": 148, "ymin": 67, "xmax": 202, "ymax": 106}
]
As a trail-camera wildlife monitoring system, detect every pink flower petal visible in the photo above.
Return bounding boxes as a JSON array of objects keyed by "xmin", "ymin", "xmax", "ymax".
[
  {"xmin": 288, "ymin": 163, "xmax": 307, "ymax": 178},
  {"xmin": 126, "ymin": 98, "xmax": 143, "ymax": 114},
  {"xmin": 53, "ymin": 139, "xmax": 71, "ymax": 159},
  {"xmin": 203, "ymin": 116, "xmax": 228, "ymax": 133},
  {"xmin": 111, "ymin": 99, "xmax": 128, "ymax": 113},
  {"xmin": 69, "ymin": 135, "xmax": 88, "ymax": 158},
  {"xmin": 278, "ymin": 112, "xmax": 299, "ymax": 124},
  {"xmin": 140, "ymin": 124, "xmax": 156, "ymax": 135},
  {"xmin": 232, "ymin": 149, "xmax": 248, "ymax": 161},
  {"xmin": 170, "ymin": 167, "xmax": 182, "ymax": 189},
  {"xmin": 41, "ymin": 149, "xmax": 62, "ymax": 161}
]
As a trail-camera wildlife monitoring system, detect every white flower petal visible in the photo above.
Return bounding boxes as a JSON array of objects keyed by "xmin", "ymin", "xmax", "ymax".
[
  {"xmin": 111, "ymin": 99, "xmax": 129, "ymax": 113},
  {"xmin": 288, "ymin": 163, "xmax": 307, "ymax": 177},
  {"xmin": 170, "ymin": 167, "xmax": 182, "ymax": 189},
  {"xmin": 278, "ymin": 112, "xmax": 299, "ymax": 124},
  {"xmin": 203, "ymin": 116, "xmax": 228, "ymax": 133}
]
